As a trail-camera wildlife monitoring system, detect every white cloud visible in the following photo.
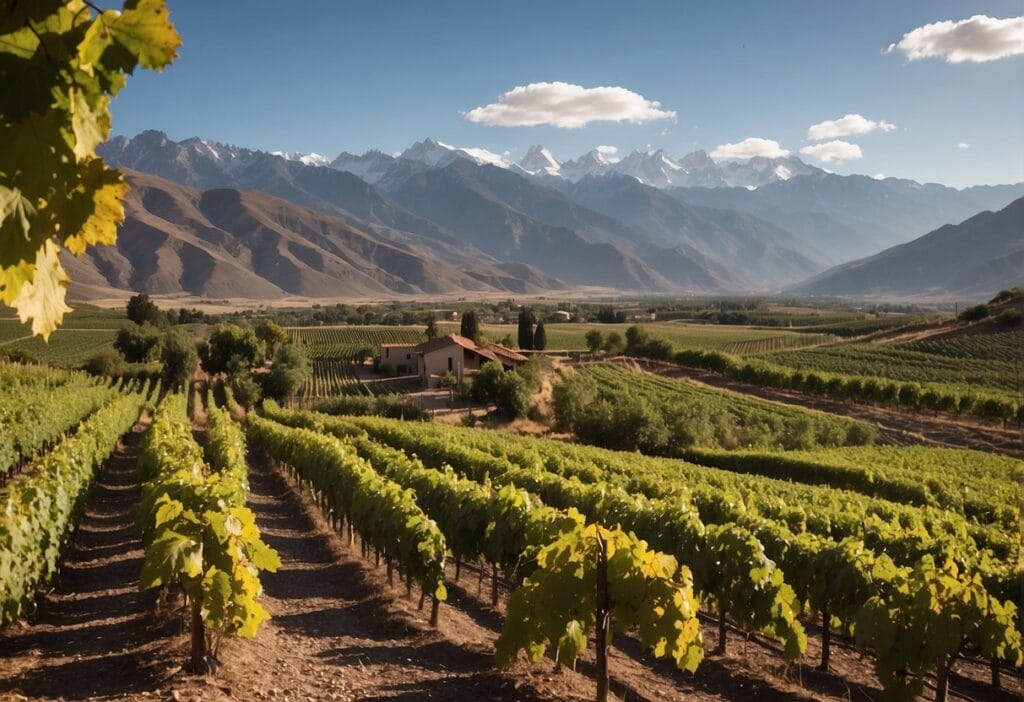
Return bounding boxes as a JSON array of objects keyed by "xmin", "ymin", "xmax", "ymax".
[
  {"xmin": 957, "ymin": 142, "xmax": 971, "ymax": 149},
  {"xmin": 710, "ymin": 137, "xmax": 790, "ymax": 160},
  {"xmin": 596, "ymin": 145, "xmax": 618, "ymax": 156},
  {"xmin": 873, "ymin": 173, "xmax": 887, "ymax": 180},
  {"xmin": 464, "ymin": 81, "xmax": 676, "ymax": 129},
  {"xmin": 799, "ymin": 140, "xmax": 864, "ymax": 163},
  {"xmin": 807, "ymin": 114, "xmax": 896, "ymax": 140},
  {"xmin": 885, "ymin": 15, "xmax": 1024, "ymax": 63}
]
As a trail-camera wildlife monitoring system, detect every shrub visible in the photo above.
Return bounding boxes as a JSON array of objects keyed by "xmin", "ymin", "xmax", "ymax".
[
  {"xmin": 313, "ymin": 394, "xmax": 429, "ymax": 421},
  {"xmin": 958, "ymin": 304, "xmax": 989, "ymax": 322},
  {"xmin": 994, "ymin": 309, "xmax": 1021, "ymax": 327},
  {"xmin": 83, "ymin": 348, "xmax": 127, "ymax": 377}
]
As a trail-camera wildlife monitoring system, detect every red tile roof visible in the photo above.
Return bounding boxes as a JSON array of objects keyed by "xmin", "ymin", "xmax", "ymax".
[
  {"xmin": 415, "ymin": 334, "xmax": 497, "ymax": 361},
  {"xmin": 483, "ymin": 343, "xmax": 529, "ymax": 363}
]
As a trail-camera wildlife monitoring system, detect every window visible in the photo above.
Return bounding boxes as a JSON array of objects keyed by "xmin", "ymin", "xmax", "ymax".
[
  {"xmin": 447, "ymin": 356, "xmax": 453, "ymax": 371},
  {"xmin": 406, "ymin": 353, "xmax": 411, "ymax": 360},
  {"xmin": 385, "ymin": 348, "xmax": 389, "ymax": 358}
]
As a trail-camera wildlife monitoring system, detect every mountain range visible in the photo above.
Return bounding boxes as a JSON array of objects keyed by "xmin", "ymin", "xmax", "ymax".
[
  {"xmin": 91, "ymin": 131, "xmax": 1024, "ymax": 301},
  {"xmin": 62, "ymin": 171, "xmax": 564, "ymax": 300},
  {"xmin": 791, "ymin": 197, "xmax": 1024, "ymax": 298}
]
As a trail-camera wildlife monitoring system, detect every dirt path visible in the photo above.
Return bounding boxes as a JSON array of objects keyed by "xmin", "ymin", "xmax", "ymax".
[
  {"xmin": 651, "ymin": 364, "xmax": 1022, "ymax": 456},
  {"xmin": 191, "ymin": 452, "xmax": 579, "ymax": 701},
  {"xmin": 0, "ymin": 420, "xmax": 179, "ymax": 700}
]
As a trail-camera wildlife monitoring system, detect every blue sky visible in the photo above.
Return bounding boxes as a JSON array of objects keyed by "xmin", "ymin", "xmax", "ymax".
[{"xmin": 110, "ymin": 1, "xmax": 1023, "ymax": 187}]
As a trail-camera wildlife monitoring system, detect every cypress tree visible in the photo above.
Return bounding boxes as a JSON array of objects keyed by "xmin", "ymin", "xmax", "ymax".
[
  {"xmin": 533, "ymin": 320, "xmax": 547, "ymax": 350},
  {"xmin": 517, "ymin": 309, "xmax": 535, "ymax": 350},
  {"xmin": 460, "ymin": 309, "xmax": 480, "ymax": 342}
]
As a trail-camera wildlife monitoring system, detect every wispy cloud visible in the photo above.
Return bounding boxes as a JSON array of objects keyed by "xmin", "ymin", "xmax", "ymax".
[
  {"xmin": 807, "ymin": 114, "xmax": 896, "ymax": 140},
  {"xmin": 710, "ymin": 137, "xmax": 789, "ymax": 160},
  {"xmin": 957, "ymin": 142, "xmax": 971, "ymax": 149},
  {"xmin": 465, "ymin": 81, "xmax": 676, "ymax": 128},
  {"xmin": 885, "ymin": 15, "xmax": 1024, "ymax": 63},
  {"xmin": 799, "ymin": 140, "xmax": 863, "ymax": 163}
]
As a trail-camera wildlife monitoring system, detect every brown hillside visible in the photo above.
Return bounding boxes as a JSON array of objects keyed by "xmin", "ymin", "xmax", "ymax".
[{"xmin": 62, "ymin": 171, "xmax": 565, "ymax": 300}]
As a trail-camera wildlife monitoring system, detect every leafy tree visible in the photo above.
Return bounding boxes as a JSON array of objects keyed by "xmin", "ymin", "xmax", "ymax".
[
  {"xmin": 470, "ymin": 360, "xmax": 529, "ymax": 419},
  {"xmin": 161, "ymin": 329, "xmax": 198, "ymax": 392},
  {"xmin": 230, "ymin": 373, "xmax": 262, "ymax": 410},
  {"xmin": 126, "ymin": 294, "xmax": 163, "ymax": 326},
  {"xmin": 602, "ymin": 331, "xmax": 624, "ymax": 355},
  {"xmin": 114, "ymin": 324, "xmax": 161, "ymax": 362},
  {"xmin": 470, "ymin": 360, "xmax": 505, "ymax": 404},
  {"xmin": 517, "ymin": 308, "xmax": 535, "ymax": 350},
  {"xmin": 494, "ymin": 371, "xmax": 530, "ymax": 419},
  {"xmin": 203, "ymin": 324, "xmax": 264, "ymax": 376},
  {"xmin": 460, "ymin": 309, "xmax": 480, "ymax": 342},
  {"xmin": 0, "ymin": 2, "xmax": 180, "ymax": 338},
  {"xmin": 595, "ymin": 306, "xmax": 625, "ymax": 323},
  {"xmin": 262, "ymin": 343, "xmax": 311, "ymax": 403},
  {"xmin": 533, "ymin": 320, "xmax": 547, "ymax": 351},
  {"xmin": 624, "ymin": 325, "xmax": 649, "ymax": 354},
  {"xmin": 254, "ymin": 320, "xmax": 287, "ymax": 359},
  {"xmin": 425, "ymin": 313, "xmax": 439, "ymax": 340},
  {"xmin": 584, "ymin": 329, "xmax": 604, "ymax": 354}
]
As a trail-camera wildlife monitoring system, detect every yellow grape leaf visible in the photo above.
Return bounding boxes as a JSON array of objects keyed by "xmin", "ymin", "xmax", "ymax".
[
  {"xmin": 68, "ymin": 86, "xmax": 110, "ymax": 161},
  {"xmin": 0, "ymin": 258, "xmax": 35, "ymax": 306},
  {"xmin": 10, "ymin": 239, "xmax": 72, "ymax": 340},
  {"xmin": 62, "ymin": 162, "xmax": 126, "ymax": 254},
  {"xmin": 108, "ymin": 0, "xmax": 181, "ymax": 71},
  {"xmin": 76, "ymin": 9, "xmax": 122, "ymax": 69}
]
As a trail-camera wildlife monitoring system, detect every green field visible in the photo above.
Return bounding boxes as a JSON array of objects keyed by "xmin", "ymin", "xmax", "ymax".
[
  {"xmin": 438, "ymin": 320, "xmax": 830, "ymax": 353},
  {"xmin": 287, "ymin": 326, "xmax": 425, "ymax": 359},
  {"xmin": 1, "ymin": 329, "xmax": 120, "ymax": 367}
]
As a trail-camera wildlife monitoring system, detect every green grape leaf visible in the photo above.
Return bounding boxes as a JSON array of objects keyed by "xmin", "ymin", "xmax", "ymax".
[
  {"xmin": 139, "ymin": 529, "xmax": 202, "ymax": 589},
  {"xmin": 557, "ymin": 619, "xmax": 587, "ymax": 666},
  {"xmin": 200, "ymin": 568, "xmax": 232, "ymax": 629}
]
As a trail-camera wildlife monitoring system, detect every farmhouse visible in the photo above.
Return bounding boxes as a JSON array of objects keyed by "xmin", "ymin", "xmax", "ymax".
[
  {"xmin": 376, "ymin": 334, "xmax": 527, "ymax": 388},
  {"xmin": 378, "ymin": 343, "xmax": 418, "ymax": 375}
]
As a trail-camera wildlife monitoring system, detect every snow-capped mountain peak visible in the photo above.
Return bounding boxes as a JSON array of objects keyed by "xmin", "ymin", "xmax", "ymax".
[
  {"xmin": 329, "ymin": 149, "xmax": 396, "ymax": 183},
  {"xmin": 518, "ymin": 145, "xmax": 561, "ymax": 176},
  {"xmin": 272, "ymin": 151, "xmax": 331, "ymax": 168},
  {"xmin": 399, "ymin": 138, "xmax": 512, "ymax": 169},
  {"xmin": 611, "ymin": 149, "xmax": 689, "ymax": 188}
]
